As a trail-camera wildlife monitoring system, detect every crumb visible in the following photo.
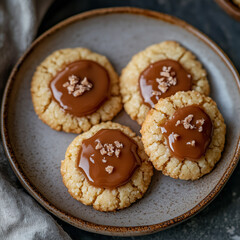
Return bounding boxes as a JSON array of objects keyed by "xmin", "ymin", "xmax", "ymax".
[
  {"xmin": 100, "ymin": 148, "xmax": 107, "ymax": 155},
  {"xmin": 151, "ymin": 65, "xmax": 177, "ymax": 96},
  {"xmin": 186, "ymin": 140, "xmax": 196, "ymax": 146},
  {"xmin": 95, "ymin": 140, "xmax": 103, "ymax": 150},
  {"xmin": 175, "ymin": 120, "xmax": 181, "ymax": 126},
  {"xmin": 114, "ymin": 141, "xmax": 123, "ymax": 148},
  {"xmin": 182, "ymin": 114, "xmax": 195, "ymax": 129},
  {"xmin": 105, "ymin": 165, "xmax": 114, "ymax": 174},
  {"xmin": 63, "ymin": 75, "xmax": 92, "ymax": 97},
  {"xmin": 96, "ymin": 140, "xmax": 124, "ymax": 157},
  {"xmin": 115, "ymin": 148, "xmax": 121, "ymax": 158}
]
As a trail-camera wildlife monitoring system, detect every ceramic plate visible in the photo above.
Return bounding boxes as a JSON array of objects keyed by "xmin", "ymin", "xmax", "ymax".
[{"xmin": 2, "ymin": 7, "xmax": 240, "ymax": 236}]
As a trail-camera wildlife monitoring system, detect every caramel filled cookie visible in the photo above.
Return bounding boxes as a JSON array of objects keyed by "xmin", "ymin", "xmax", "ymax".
[
  {"xmin": 31, "ymin": 48, "xmax": 122, "ymax": 133},
  {"xmin": 61, "ymin": 122, "xmax": 153, "ymax": 211},
  {"xmin": 120, "ymin": 41, "xmax": 210, "ymax": 125},
  {"xmin": 141, "ymin": 91, "xmax": 225, "ymax": 180}
]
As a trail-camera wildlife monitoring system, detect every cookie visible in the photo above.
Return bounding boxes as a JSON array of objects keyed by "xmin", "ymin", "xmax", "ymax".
[
  {"xmin": 120, "ymin": 41, "xmax": 210, "ymax": 125},
  {"xmin": 31, "ymin": 48, "xmax": 122, "ymax": 133},
  {"xmin": 61, "ymin": 122, "xmax": 153, "ymax": 211},
  {"xmin": 141, "ymin": 91, "xmax": 226, "ymax": 180}
]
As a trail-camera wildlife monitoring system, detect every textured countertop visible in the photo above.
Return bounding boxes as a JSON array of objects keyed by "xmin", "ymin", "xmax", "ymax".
[{"xmin": 37, "ymin": 0, "xmax": 240, "ymax": 239}]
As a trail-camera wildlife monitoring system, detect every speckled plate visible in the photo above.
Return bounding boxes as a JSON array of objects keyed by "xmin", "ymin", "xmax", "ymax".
[{"xmin": 1, "ymin": 7, "xmax": 240, "ymax": 237}]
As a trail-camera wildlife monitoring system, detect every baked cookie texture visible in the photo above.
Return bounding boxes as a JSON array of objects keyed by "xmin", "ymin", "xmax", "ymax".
[
  {"xmin": 61, "ymin": 122, "xmax": 153, "ymax": 211},
  {"xmin": 31, "ymin": 48, "xmax": 122, "ymax": 133},
  {"xmin": 141, "ymin": 91, "xmax": 226, "ymax": 181},
  {"xmin": 120, "ymin": 41, "xmax": 210, "ymax": 125}
]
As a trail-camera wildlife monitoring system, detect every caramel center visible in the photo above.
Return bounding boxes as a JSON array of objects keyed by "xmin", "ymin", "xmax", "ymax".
[
  {"xmin": 78, "ymin": 129, "xmax": 141, "ymax": 189},
  {"xmin": 139, "ymin": 59, "xmax": 192, "ymax": 108},
  {"xmin": 160, "ymin": 105, "xmax": 213, "ymax": 161},
  {"xmin": 50, "ymin": 60, "xmax": 110, "ymax": 117}
]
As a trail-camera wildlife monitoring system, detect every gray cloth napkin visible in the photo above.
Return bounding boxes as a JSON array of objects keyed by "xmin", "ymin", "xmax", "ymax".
[{"xmin": 0, "ymin": 0, "xmax": 71, "ymax": 239}]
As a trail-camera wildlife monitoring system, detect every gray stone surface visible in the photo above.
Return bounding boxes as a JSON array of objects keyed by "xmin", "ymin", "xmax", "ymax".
[{"xmin": 4, "ymin": 0, "xmax": 239, "ymax": 239}]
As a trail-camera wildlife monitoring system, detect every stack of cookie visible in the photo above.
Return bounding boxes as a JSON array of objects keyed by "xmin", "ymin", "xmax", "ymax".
[{"xmin": 31, "ymin": 41, "xmax": 225, "ymax": 212}]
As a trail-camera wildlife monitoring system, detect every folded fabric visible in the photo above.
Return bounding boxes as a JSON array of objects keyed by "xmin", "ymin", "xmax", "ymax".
[{"xmin": 0, "ymin": 0, "xmax": 70, "ymax": 239}]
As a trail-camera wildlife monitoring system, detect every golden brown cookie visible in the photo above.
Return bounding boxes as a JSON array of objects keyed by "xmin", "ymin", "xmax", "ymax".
[
  {"xmin": 31, "ymin": 48, "xmax": 122, "ymax": 133},
  {"xmin": 141, "ymin": 91, "xmax": 226, "ymax": 180},
  {"xmin": 61, "ymin": 122, "xmax": 153, "ymax": 211},
  {"xmin": 120, "ymin": 41, "xmax": 210, "ymax": 125}
]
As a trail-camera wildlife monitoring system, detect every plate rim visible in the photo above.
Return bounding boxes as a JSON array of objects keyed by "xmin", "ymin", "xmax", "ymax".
[
  {"xmin": 215, "ymin": 0, "xmax": 240, "ymax": 20},
  {"xmin": 1, "ymin": 7, "xmax": 240, "ymax": 236}
]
